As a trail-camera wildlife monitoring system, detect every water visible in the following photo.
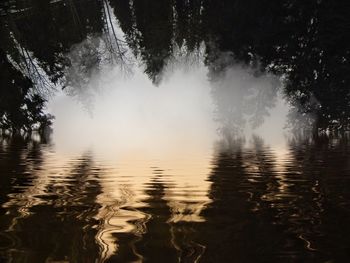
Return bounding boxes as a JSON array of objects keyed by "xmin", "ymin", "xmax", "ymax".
[
  {"xmin": 1, "ymin": 132, "xmax": 350, "ymax": 262},
  {"xmin": 1, "ymin": 0, "xmax": 350, "ymax": 262}
]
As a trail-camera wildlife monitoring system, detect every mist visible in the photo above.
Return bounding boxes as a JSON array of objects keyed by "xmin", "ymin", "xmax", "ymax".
[
  {"xmin": 44, "ymin": 3, "xmax": 295, "ymax": 163},
  {"xmin": 48, "ymin": 50, "xmax": 293, "ymax": 164}
]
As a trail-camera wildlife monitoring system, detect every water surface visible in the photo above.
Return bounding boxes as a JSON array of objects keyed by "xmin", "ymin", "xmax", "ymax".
[{"xmin": 2, "ymin": 131, "xmax": 350, "ymax": 262}]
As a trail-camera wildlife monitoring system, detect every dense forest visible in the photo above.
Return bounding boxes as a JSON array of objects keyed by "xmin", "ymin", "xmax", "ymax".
[{"xmin": 1, "ymin": 0, "xmax": 350, "ymax": 134}]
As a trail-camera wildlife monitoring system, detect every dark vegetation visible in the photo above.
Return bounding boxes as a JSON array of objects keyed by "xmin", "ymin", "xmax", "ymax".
[
  {"xmin": 0, "ymin": 50, "xmax": 53, "ymax": 133},
  {"xmin": 1, "ymin": 0, "xmax": 350, "ymax": 133}
]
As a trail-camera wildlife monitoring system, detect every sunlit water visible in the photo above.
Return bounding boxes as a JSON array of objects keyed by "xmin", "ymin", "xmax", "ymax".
[
  {"xmin": 2, "ymin": 132, "xmax": 350, "ymax": 262},
  {"xmin": 2, "ymin": 57, "xmax": 350, "ymax": 263}
]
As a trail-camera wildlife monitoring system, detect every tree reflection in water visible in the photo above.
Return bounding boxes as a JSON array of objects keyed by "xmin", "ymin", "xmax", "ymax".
[
  {"xmin": 1, "ymin": 133, "xmax": 350, "ymax": 261},
  {"xmin": 0, "ymin": 138, "xmax": 102, "ymax": 262}
]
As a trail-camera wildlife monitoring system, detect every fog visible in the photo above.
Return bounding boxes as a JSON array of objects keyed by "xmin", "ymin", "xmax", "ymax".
[
  {"xmin": 2, "ymin": 7, "xmax": 307, "ymax": 262},
  {"xmin": 46, "ymin": 6, "xmax": 293, "ymax": 163},
  {"xmin": 49, "ymin": 57, "xmax": 215, "ymax": 157},
  {"xmin": 48, "ymin": 52, "xmax": 292, "ymax": 161}
]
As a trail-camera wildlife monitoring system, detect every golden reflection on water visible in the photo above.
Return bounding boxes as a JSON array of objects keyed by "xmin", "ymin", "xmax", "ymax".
[
  {"xmin": 0, "ymin": 135, "xmax": 213, "ymax": 262},
  {"xmin": 93, "ymin": 152, "xmax": 213, "ymax": 261},
  {"xmin": 1, "ymin": 62, "xmax": 349, "ymax": 261},
  {"xmin": 2, "ymin": 134, "xmax": 350, "ymax": 262},
  {"xmin": 0, "ymin": 108, "xmax": 296, "ymax": 262}
]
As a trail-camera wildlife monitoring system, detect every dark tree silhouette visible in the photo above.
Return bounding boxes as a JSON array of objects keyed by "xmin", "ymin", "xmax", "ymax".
[{"xmin": 0, "ymin": 50, "xmax": 53, "ymax": 134}]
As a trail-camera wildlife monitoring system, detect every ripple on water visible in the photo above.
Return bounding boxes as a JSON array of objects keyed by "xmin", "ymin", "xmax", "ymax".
[{"xmin": 1, "ymin": 135, "xmax": 350, "ymax": 262}]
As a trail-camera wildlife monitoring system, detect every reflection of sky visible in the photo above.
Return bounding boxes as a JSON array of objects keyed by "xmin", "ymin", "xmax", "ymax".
[
  {"xmin": 48, "ymin": 59, "xmax": 217, "ymax": 260},
  {"xmin": 44, "ymin": 25, "xmax": 293, "ymax": 259},
  {"xmin": 45, "ymin": 55, "xmax": 293, "ymax": 260},
  {"xmin": 39, "ymin": 9, "xmax": 293, "ymax": 261}
]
